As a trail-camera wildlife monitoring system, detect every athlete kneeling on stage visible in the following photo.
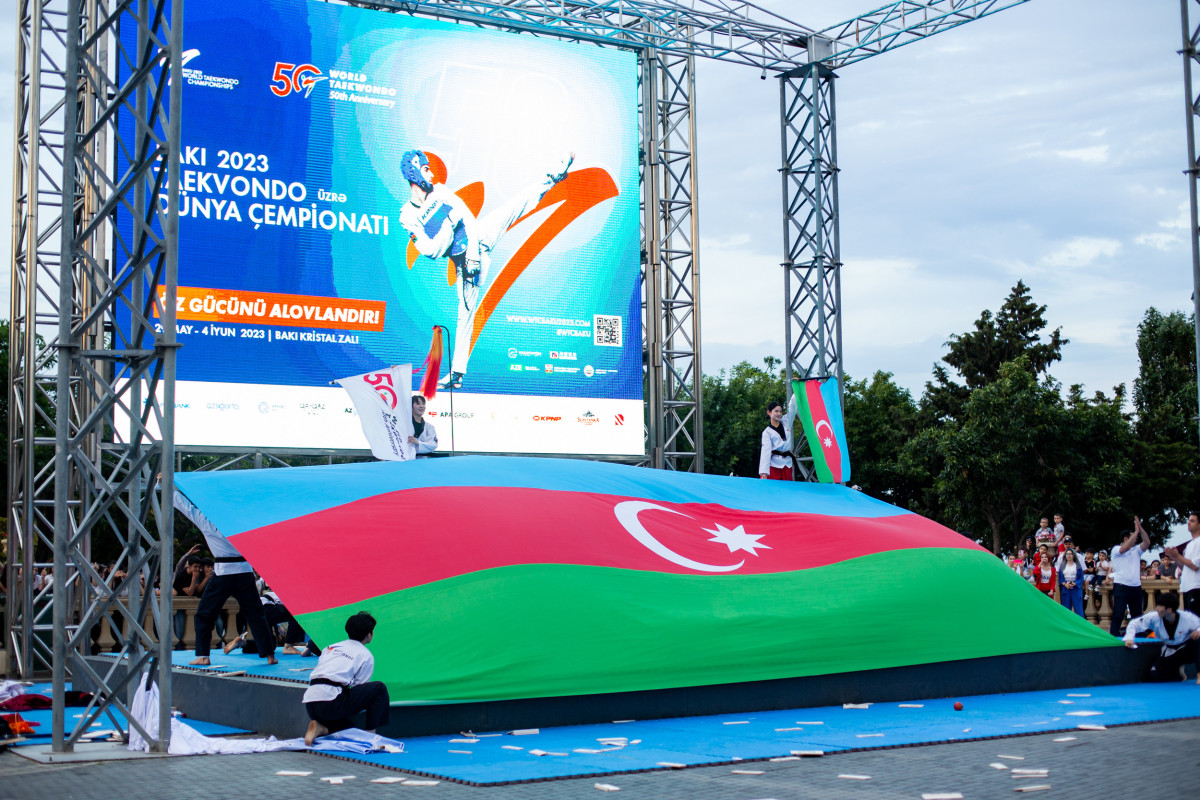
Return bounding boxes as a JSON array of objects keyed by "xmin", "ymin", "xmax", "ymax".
[
  {"xmin": 302, "ymin": 612, "xmax": 390, "ymax": 745},
  {"xmin": 1123, "ymin": 592, "xmax": 1200, "ymax": 683}
]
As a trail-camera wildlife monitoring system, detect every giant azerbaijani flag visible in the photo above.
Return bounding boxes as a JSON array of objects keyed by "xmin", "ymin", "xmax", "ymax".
[{"xmin": 174, "ymin": 457, "xmax": 1116, "ymax": 703}]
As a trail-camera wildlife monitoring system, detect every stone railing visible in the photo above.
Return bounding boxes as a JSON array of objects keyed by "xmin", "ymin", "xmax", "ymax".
[
  {"xmin": 90, "ymin": 596, "xmax": 241, "ymax": 653},
  {"xmin": 1078, "ymin": 579, "xmax": 1179, "ymax": 631}
]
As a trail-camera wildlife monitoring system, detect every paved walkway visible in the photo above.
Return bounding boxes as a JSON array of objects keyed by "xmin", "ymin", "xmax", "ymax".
[{"xmin": 1, "ymin": 717, "xmax": 1197, "ymax": 799}]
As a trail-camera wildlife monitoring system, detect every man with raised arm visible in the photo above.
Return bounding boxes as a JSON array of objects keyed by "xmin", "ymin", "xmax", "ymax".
[
  {"xmin": 1165, "ymin": 511, "xmax": 1200, "ymax": 615},
  {"xmin": 1108, "ymin": 515, "xmax": 1151, "ymax": 637}
]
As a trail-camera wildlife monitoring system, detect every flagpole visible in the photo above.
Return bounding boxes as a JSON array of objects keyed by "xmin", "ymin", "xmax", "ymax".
[{"xmin": 433, "ymin": 324, "xmax": 455, "ymax": 455}]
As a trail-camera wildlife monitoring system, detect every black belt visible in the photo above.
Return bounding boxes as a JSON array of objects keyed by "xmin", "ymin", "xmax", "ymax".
[
  {"xmin": 772, "ymin": 449, "xmax": 791, "ymax": 456},
  {"xmin": 213, "ymin": 556, "xmax": 246, "ymax": 563},
  {"xmin": 309, "ymin": 677, "xmax": 349, "ymax": 690}
]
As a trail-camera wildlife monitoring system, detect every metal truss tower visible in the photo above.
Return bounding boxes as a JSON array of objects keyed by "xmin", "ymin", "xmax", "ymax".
[
  {"xmin": 1180, "ymin": 0, "xmax": 1200, "ymax": 454},
  {"xmin": 6, "ymin": 0, "xmax": 1031, "ymax": 753},
  {"xmin": 8, "ymin": 0, "xmax": 182, "ymax": 751}
]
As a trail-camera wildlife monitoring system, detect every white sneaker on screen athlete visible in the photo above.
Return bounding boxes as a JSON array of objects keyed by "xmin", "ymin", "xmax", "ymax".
[
  {"xmin": 548, "ymin": 152, "xmax": 575, "ymax": 185},
  {"xmin": 438, "ymin": 371, "xmax": 464, "ymax": 390}
]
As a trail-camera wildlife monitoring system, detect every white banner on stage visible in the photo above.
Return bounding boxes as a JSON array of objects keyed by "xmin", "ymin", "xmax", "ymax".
[{"xmin": 336, "ymin": 365, "xmax": 416, "ymax": 461}]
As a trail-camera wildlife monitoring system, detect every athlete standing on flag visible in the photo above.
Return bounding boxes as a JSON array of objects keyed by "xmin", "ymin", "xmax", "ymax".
[
  {"xmin": 399, "ymin": 150, "xmax": 574, "ymax": 389},
  {"xmin": 759, "ymin": 395, "xmax": 798, "ymax": 480}
]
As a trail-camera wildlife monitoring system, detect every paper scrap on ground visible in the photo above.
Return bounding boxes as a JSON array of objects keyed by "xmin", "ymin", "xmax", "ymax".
[
  {"xmin": 320, "ymin": 776, "xmax": 355, "ymax": 783},
  {"xmin": 1066, "ymin": 693, "xmax": 1091, "ymax": 697},
  {"xmin": 732, "ymin": 769, "xmax": 765, "ymax": 775},
  {"xmin": 962, "ymin": 728, "xmax": 972, "ymax": 733},
  {"xmin": 1053, "ymin": 737, "xmax": 1077, "ymax": 742},
  {"xmin": 287, "ymin": 668, "xmax": 312, "ymax": 672},
  {"xmin": 402, "ymin": 780, "xmax": 439, "ymax": 786},
  {"xmin": 1066, "ymin": 711, "xmax": 1102, "ymax": 716},
  {"xmin": 921, "ymin": 794, "xmax": 964, "ymax": 800},
  {"xmin": 723, "ymin": 720, "xmax": 750, "ymax": 725},
  {"xmin": 594, "ymin": 784, "xmax": 620, "ymax": 792},
  {"xmin": 990, "ymin": 763, "xmax": 1009, "ymax": 769},
  {"xmin": 769, "ymin": 756, "xmax": 800, "ymax": 762},
  {"xmin": 502, "ymin": 745, "xmax": 523, "ymax": 751},
  {"xmin": 510, "ymin": 728, "xmax": 539, "ymax": 735},
  {"xmin": 1012, "ymin": 769, "xmax": 1048, "ymax": 775},
  {"xmin": 792, "ymin": 750, "xmax": 824, "ymax": 756},
  {"xmin": 447, "ymin": 749, "xmax": 472, "ymax": 754},
  {"xmin": 370, "ymin": 777, "xmax": 405, "ymax": 784},
  {"xmin": 215, "ymin": 670, "xmax": 248, "ymax": 678},
  {"xmin": 1014, "ymin": 787, "xmax": 1051, "ymax": 793},
  {"xmin": 796, "ymin": 720, "xmax": 824, "ymax": 724},
  {"xmin": 657, "ymin": 762, "xmax": 686, "ymax": 769},
  {"xmin": 899, "ymin": 704, "xmax": 924, "ymax": 708},
  {"xmin": 838, "ymin": 774, "xmax": 871, "ymax": 780},
  {"xmin": 275, "ymin": 770, "xmax": 312, "ymax": 776},
  {"xmin": 449, "ymin": 738, "xmax": 479, "ymax": 744},
  {"xmin": 855, "ymin": 733, "xmax": 884, "ymax": 738},
  {"xmin": 1077, "ymin": 724, "xmax": 1107, "ymax": 731},
  {"xmin": 998, "ymin": 754, "xmax": 1025, "ymax": 760},
  {"xmin": 843, "ymin": 703, "xmax": 871, "ymax": 709},
  {"xmin": 1057, "ymin": 700, "xmax": 1074, "ymax": 705},
  {"xmin": 611, "ymin": 719, "xmax": 636, "ymax": 724}
]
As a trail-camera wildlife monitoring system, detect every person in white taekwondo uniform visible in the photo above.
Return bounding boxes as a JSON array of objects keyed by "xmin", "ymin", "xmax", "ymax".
[
  {"xmin": 759, "ymin": 394, "xmax": 798, "ymax": 480},
  {"xmin": 1123, "ymin": 592, "xmax": 1200, "ymax": 683},
  {"xmin": 174, "ymin": 489, "xmax": 278, "ymax": 666},
  {"xmin": 398, "ymin": 149, "xmax": 574, "ymax": 390},
  {"xmin": 408, "ymin": 394, "xmax": 437, "ymax": 455},
  {"xmin": 303, "ymin": 612, "xmax": 390, "ymax": 746}
]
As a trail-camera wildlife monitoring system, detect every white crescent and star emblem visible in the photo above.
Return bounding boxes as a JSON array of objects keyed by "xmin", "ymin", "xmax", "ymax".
[
  {"xmin": 613, "ymin": 501, "xmax": 770, "ymax": 573},
  {"xmin": 815, "ymin": 419, "xmax": 835, "ymax": 448}
]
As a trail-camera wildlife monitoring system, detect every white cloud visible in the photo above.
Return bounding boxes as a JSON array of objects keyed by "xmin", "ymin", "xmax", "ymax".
[
  {"xmin": 1158, "ymin": 201, "xmax": 1191, "ymax": 230},
  {"xmin": 1054, "ymin": 145, "xmax": 1109, "ymax": 163},
  {"xmin": 1134, "ymin": 232, "xmax": 1180, "ymax": 251},
  {"xmin": 1040, "ymin": 237, "xmax": 1121, "ymax": 269}
]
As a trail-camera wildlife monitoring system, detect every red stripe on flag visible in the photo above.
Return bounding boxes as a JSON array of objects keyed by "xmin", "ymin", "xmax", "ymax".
[
  {"xmin": 234, "ymin": 486, "xmax": 981, "ymax": 614},
  {"xmin": 804, "ymin": 379, "xmax": 844, "ymax": 483}
]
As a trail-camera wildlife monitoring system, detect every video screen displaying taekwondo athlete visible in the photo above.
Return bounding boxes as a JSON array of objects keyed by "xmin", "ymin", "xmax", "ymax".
[{"xmin": 128, "ymin": 0, "xmax": 642, "ymax": 455}]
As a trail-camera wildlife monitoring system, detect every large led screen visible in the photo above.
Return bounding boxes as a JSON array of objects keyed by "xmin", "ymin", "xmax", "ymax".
[{"xmin": 122, "ymin": 0, "xmax": 643, "ymax": 454}]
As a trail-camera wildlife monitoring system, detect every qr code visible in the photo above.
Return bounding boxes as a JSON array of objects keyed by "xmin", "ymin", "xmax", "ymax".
[{"xmin": 594, "ymin": 314, "xmax": 622, "ymax": 347}]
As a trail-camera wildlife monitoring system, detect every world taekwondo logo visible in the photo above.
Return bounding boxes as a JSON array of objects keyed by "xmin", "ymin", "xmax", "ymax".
[
  {"xmin": 613, "ymin": 501, "xmax": 770, "ymax": 573},
  {"xmin": 179, "ymin": 49, "xmax": 239, "ymax": 91},
  {"xmin": 270, "ymin": 62, "xmax": 327, "ymax": 98}
]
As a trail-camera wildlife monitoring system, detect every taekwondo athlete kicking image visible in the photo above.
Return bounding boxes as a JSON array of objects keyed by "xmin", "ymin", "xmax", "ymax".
[{"xmin": 398, "ymin": 149, "xmax": 574, "ymax": 389}]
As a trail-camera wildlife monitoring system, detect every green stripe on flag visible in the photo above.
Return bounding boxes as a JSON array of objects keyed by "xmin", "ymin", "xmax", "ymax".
[{"xmin": 297, "ymin": 548, "xmax": 1116, "ymax": 704}]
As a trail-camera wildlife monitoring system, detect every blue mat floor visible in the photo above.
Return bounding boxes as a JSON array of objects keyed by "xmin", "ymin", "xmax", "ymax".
[
  {"xmin": 95, "ymin": 648, "xmax": 313, "ymax": 682},
  {"xmin": 3, "ymin": 682, "xmax": 249, "ymax": 745},
  {"xmin": 313, "ymin": 682, "xmax": 1200, "ymax": 785}
]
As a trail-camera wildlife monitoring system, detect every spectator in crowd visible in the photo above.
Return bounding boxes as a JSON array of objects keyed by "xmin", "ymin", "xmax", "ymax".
[
  {"xmin": 1095, "ymin": 549, "xmax": 1111, "ymax": 584},
  {"xmin": 1034, "ymin": 518, "xmax": 1056, "ymax": 549},
  {"xmin": 1053, "ymin": 513, "xmax": 1066, "ymax": 541},
  {"xmin": 172, "ymin": 556, "xmax": 208, "ymax": 597},
  {"xmin": 1123, "ymin": 592, "xmax": 1200, "ymax": 683},
  {"xmin": 1058, "ymin": 548, "xmax": 1085, "ymax": 617},
  {"xmin": 302, "ymin": 612, "xmax": 389, "ymax": 745},
  {"xmin": 1082, "ymin": 549, "xmax": 1097, "ymax": 599},
  {"xmin": 1109, "ymin": 516, "xmax": 1151, "ymax": 636},
  {"xmin": 1165, "ymin": 511, "xmax": 1200, "ymax": 615},
  {"xmin": 1159, "ymin": 554, "xmax": 1177, "ymax": 581},
  {"xmin": 1032, "ymin": 552, "xmax": 1056, "ymax": 597}
]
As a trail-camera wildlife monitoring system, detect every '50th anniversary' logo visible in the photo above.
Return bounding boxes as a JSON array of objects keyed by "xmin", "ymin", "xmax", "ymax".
[{"xmin": 270, "ymin": 62, "xmax": 326, "ymax": 98}]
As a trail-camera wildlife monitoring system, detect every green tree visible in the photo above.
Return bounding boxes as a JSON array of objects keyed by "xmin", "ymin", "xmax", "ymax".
[
  {"xmin": 701, "ymin": 357, "xmax": 786, "ymax": 477},
  {"xmin": 922, "ymin": 281, "xmax": 1066, "ymax": 423},
  {"xmin": 1124, "ymin": 307, "xmax": 1200, "ymax": 540},
  {"xmin": 843, "ymin": 371, "xmax": 921, "ymax": 506},
  {"xmin": 910, "ymin": 358, "xmax": 1130, "ymax": 554}
]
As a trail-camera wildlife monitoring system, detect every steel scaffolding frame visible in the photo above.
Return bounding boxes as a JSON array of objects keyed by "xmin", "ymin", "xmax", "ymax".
[
  {"xmin": 1180, "ymin": 0, "xmax": 1200, "ymax": 454},
  {"xmin": 6, "ymin": 0, "xmax": 1032, "ymax": 754},
  {"xmin": 779, "ymin": 64, "xmax": 841, "ymax": 479},
  {"xmin": 8, "ymin": 0, "xmax": 181, "ymax": 752}
]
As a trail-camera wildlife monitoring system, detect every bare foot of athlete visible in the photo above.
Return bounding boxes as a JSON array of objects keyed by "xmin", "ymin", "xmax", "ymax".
[
  {"xmin": 188, "ymin": 656, "xmax": 210, "ymax": 666},
  {"xmin": 266, "ymin": 655, "xmax": 278, "ymax": 665},
  {"xmin": 222, "ymin": 634, "xmax": 244, "ymax": 655},
  {"xmin": 281, "ymin": 645, "xmax": 302, "ymax": 656},
  {"xmin": 305, "ymin": 720, "xmax": 328, "ymax": 746}
]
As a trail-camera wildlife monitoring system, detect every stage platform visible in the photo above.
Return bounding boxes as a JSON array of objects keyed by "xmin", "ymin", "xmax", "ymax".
[{"xmin": 79, "ymin": 643, "xmax": 1158, "ymax": 741}]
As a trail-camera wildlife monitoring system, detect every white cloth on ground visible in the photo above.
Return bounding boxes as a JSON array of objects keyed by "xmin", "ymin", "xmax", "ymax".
[
  {"xmin": 310, "ymin": 728, "xmax": 405, "ymax": 754},
  {"xmin": 0, "ymin": 680, "xmax": 25, "ymax": 703}
]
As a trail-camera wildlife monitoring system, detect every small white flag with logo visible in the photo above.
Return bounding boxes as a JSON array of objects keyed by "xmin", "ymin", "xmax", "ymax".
[{"xmin": 336, "ymin": 365, "xmax": 416, "ymax": 461}]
